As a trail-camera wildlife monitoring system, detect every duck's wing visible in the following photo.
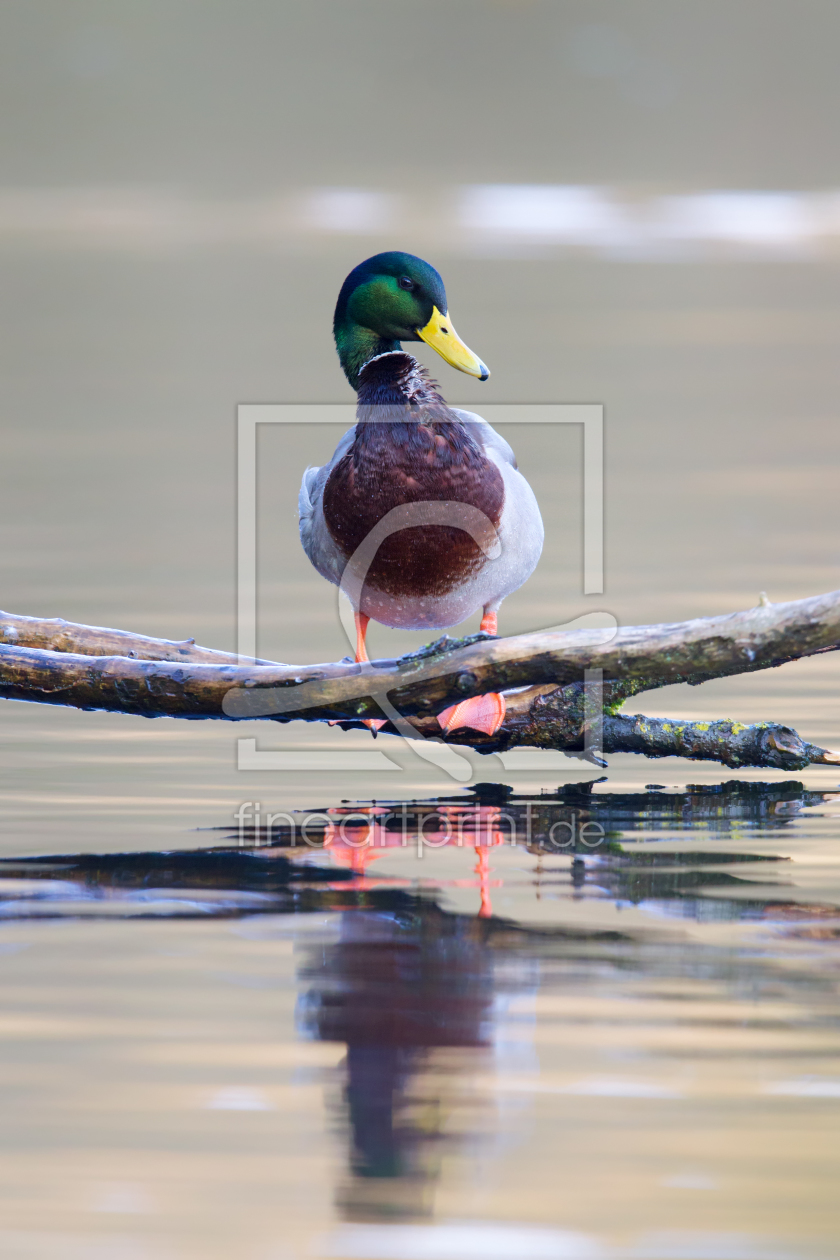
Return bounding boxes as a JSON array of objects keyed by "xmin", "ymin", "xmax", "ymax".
[
  {"xmin": 451, "ymin": 408, "xmax": 518, "ymax": 469},
  {"xmin": 452, "ymin": 407, "xmax": 544, "ymax": 609},
  {"xmin": 298, "ymin": 424, "xmax": 356, "ymax": 586}
]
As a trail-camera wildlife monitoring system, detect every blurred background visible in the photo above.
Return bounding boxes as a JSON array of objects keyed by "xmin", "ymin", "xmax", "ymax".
[
  {"xmin": 1, "ymin": 0, "xmax": 839, "ymax": 821},
  {"xmin": 2, "ymin": 7, "xmax": 840, "ymax": 1260}
]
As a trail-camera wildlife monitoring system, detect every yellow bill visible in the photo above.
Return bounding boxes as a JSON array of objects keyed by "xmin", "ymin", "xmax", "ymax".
[{"xmin": 416, "ymin": 306, "xmax": 489, "ymax": 380}]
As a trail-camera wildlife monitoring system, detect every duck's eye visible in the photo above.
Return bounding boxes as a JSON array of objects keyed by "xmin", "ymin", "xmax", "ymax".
[{"xmin": 398, "ymin": 277, "xmax": 413, "ymax": 291}]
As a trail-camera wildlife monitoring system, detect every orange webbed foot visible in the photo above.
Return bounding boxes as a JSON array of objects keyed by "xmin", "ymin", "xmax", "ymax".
[
  {"xmin": 438, "ymin": 692, "xmax": 506, "ymax": 737},
  {"xmin": 438, "ymin": 609, "xmax": 505, "ymax": 735}
]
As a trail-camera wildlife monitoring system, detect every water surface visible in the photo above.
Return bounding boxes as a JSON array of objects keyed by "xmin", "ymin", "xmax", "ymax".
[
  {"xmin": 3, "ymin": 11, "xmax": 840, "ymax": 1255},
  {"xmin": 0, "ymin": 781, "xmax": 838, "ymax": 1259}
]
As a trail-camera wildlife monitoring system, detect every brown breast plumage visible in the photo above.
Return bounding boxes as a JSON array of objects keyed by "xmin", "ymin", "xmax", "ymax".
[{"xmin": 322, "ymin": 417, "xmax": 505, "ymax": 600}]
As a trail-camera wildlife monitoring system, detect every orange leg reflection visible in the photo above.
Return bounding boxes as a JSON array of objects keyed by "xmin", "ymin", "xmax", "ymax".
[
  {"xmin": 435, "ymin": 804, "xmax": 507, "ymax": 919},
  {"xmin": 474, "ymin": 846, "xmax": 493, "ymax": 918},
  {"xmin": 321, "ymin": 804, "xmax": 506, "ymax": 917},
  {"xmin": 324, "ymin": 815, "xmax": 390, "ymax": 880}
]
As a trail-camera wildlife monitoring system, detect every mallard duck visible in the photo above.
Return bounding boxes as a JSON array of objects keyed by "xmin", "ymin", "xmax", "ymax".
[{"xmin": 299, "ymin": 251, "xmax": 543, "ymax": 736}]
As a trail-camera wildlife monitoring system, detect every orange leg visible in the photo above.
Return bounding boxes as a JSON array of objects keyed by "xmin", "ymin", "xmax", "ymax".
[
  {"xmin": 355, "ymin": 612, "xmax": 385, "ymax": 733},
  {"xmin": 354, "ymin": 611, "xmax": 371, "ymax": 663},
  {"xmin": 438, "ymin": 606, "xmax": 505, "ymax": 737},
  {"xmin": 327, "ymin": 613, "xmax": 384, "ymax": 730}
]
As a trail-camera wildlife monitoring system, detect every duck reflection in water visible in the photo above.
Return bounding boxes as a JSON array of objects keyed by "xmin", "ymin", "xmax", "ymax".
[
  {"xmin": 291, "ymin": 779, "xmax": 840, "ymax": 1218},
  {"xmin": 299, "ymin": 902, "xmax": 494, "ymax": 1219},
  {"xmin": 0, "ymin": 780, "xmax": 837, "ymax": 1220}
]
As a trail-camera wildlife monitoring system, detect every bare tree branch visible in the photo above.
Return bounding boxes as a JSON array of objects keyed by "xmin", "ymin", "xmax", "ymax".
[
  {"xmin": 371, "ymin": 682, "xmax": 840, "ymax": 770},
  {"xmin": 601, "ymin": 714, "xmax": 840, "ymax": 770},
  {"xmin": 1, "ymin": 591, "xmax": 839, "ymax": 769},
  {"xmin": 0, "ymin": 610, "xmax": 283, "ymax": 665}
]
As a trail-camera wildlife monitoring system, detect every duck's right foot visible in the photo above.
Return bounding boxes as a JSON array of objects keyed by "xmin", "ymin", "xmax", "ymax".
[{"xmin": 437, "ymin": 692, "xmax": 506, "ymax": 737}]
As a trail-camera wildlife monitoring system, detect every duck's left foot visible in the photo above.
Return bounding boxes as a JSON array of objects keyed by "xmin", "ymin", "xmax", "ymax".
[{"xmin": 437, "ymin": 693, "xmax": 506, "ymax": 737}]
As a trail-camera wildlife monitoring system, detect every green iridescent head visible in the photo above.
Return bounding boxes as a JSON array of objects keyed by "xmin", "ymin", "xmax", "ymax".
[{"xmin": 333, "ymin": 251, "xmax": 489, "ymax": 390}]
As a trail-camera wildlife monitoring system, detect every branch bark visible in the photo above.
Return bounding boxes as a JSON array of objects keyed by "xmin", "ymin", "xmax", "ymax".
[
  {"xmin": 0, "ymin": 610, "xmax": 283, "ymax": 665},
  {"xmin": 1, "ymin": 592, "xmax": 839, "ymax": 769},
  {"xmin": 378, "ymin": 682, "xmax": 840, "ymax": 770}
]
